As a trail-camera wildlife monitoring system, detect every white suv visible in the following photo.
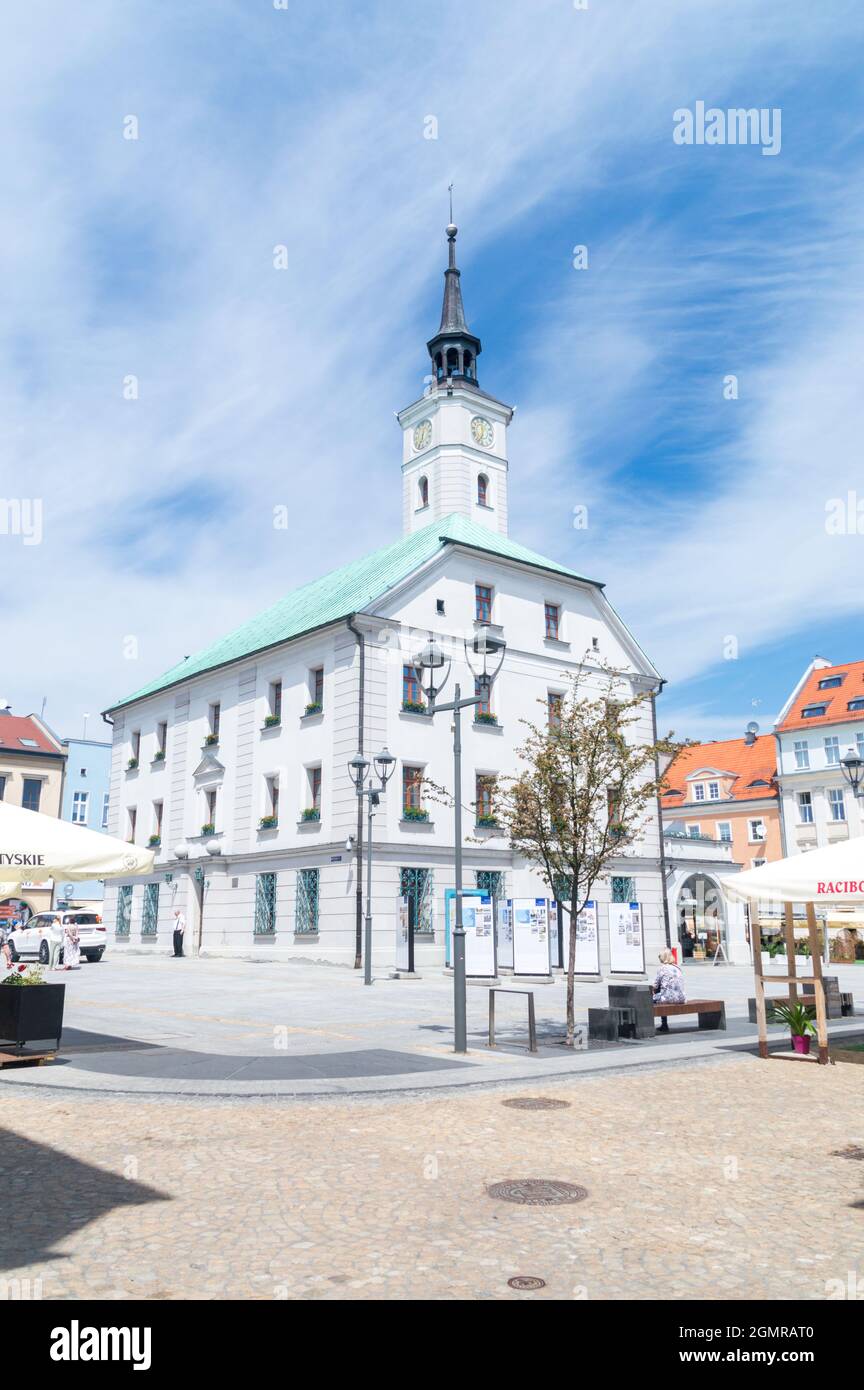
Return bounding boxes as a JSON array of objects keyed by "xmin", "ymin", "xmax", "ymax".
[{"xmin": 8, "ymin": 911, "xmax": 107, "ymax": 965}]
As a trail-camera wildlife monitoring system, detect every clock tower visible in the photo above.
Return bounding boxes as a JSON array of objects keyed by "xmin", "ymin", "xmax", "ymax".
[{"xmin": 398, "ymin": 224, "xmax": 513, "ymax": 537}]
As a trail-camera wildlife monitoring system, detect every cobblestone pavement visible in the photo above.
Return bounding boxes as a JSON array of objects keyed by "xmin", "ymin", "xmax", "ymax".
[{"xmin": 1, "ymin": 1055, "xmax": 862, "ymax": 1300}]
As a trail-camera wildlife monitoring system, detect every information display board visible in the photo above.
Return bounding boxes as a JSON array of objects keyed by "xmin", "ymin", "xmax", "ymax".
[
  {"xmin": 574, "ymin": 899, "xmax": 600, "ymax": 975},
  {"xmin": 395, "ymin": 894, "xmax": 413, "ymax": 973},
  {"xmin": 608, "ymin": 901, "xmax": 645, "ymax": 974},
  {"xmin": 512, "ymin": 897, "xmax": 551, "ymax": 976},
  {"xmin": 463, "ymin": 895, "xmax": 497, "ymax": 977},
  {"xmin": 497, "ymin": 901, "xmax": 514, "ymax": 969}
]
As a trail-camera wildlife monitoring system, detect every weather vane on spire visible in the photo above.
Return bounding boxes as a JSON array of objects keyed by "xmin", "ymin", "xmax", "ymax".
[{"xmin": 448, "ymin": 182, "xmax": 454, "ymax": 226}]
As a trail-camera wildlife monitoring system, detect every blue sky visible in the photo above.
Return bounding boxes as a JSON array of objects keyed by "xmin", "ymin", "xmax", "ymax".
[{"xmin": 2, "ymin": 0, "xmax": 864, "ymax": 744}]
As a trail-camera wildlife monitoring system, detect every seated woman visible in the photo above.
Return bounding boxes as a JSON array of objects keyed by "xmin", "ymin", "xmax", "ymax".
[{"xmin": 653, "ymin": 948, "xmax": 685, "ymax": 1032}]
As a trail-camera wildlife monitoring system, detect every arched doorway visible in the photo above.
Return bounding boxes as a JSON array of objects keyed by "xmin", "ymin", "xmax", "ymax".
[{"xmin": 676, "ymin": 873, "xmax": 726, "ymax": 962}]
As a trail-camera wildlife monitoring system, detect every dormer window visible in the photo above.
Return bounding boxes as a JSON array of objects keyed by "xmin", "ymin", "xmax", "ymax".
[
  {"xmin": 801, "ymin": 704, "xmax": 827, "ymax": 718},
  {"xmin": 418, "ymin": 476, "xmax": 429, "ymax": 509},
  {"xmin": 477, "ymin": 473, "xmax": 488, "ymax": 506},
  {"xmin": 693, "ymin": 783, "xmax": 705, "ymax": 801},
  {"xmin": 708, "ymin": 781, "xmax": 720, "ymax": 800},
  {"xmin": 818, "ymin": 675, "xmax": 844, "ymax": 689}
]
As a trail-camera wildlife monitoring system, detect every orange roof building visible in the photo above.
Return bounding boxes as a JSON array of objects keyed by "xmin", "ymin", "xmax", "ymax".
[
  {"xmin": 775, "ymin": 657, "xmax": 864, "ymax": 855},
  {"xmin": 662, "ymin": 731, "xmax": 782, "ymax": 868}
]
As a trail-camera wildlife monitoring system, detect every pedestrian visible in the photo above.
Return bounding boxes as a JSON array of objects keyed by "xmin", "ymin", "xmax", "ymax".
[
  {"xmin": 60, "ymin": 919, "xmax": 81, "ymax": 970},
  {"xmin": 172, "ymin": 908, "xmax": 186, "ymax": 958},
  {"xmin": 652, "ymin": 948, "xmax": 685, "ymax": 1033}
]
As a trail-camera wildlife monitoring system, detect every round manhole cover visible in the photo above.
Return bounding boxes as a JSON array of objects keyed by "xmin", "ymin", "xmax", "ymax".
[
  {"xmin": 508, "ymin": 1276, "xmax": 546, "ymax": 1291},
  {"xmin": 502, "ymin": 1097, "xmax": 571, "ymax": 1111},
  {"xmin": 486, "ymin": 1179, "xmax": 588, "ymax": 1206}
]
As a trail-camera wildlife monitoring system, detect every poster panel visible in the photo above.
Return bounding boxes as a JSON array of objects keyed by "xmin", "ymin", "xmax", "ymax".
[
  {"xmin": 396, "ymin": 894, "xmax": 411, "ymax": 972},
  {"xmin": 512, "ymin": 897, "xmax": 551, "ymax": 976},
  {"xmin": 550, "ymin": 902, "xmax": 561, "ymax": 969},
  {"xmin": 608, "ymin": 901, "xmax": 645, "ymax": 974},
  {"xmin": 464, "ymin": 895, "xmax": 497, "ymax": 977},
  {"xmin": 574, "ymin": 900, "xmax": 600, "ymax": 975},
  {"xmin": 497, "ymin": 900, "xmax": 514, "ymax": 969}
]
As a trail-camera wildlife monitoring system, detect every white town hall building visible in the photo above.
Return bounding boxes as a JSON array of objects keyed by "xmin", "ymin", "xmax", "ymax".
[{"xmin": 101, "ymin": 225, "xmax": 670, "ymax": 976}]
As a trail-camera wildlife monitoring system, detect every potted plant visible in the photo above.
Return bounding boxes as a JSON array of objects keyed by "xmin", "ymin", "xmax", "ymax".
[
  {"xmin": 401, "ymin": 699, "xmax": 426, "ymax": 715},
  {"xmin": 0, "ymin": 965, "xmax": 65, "ymax": 1050},
  {"xmin": 153, "ymin": 749, "xmax": 166, "ymax": 762},
  {"xmin": 204, "ymin": 732, "xmax": 219, "ymax": 747},
  {"xmin": 403, "ymin": 806, "xmax": 430, "ymax": 822},
  {"xmin": 301, "ymin": 808, "xmax": 320, "ymax": 822},
  {"xmin": 147, "ymin": 834, "xmax": 161, "ymax": 848},
  {"xmin": 263, "ymin": 714, "xmax": 281, "ymax": 728},
  {"xmin": 476, "ymin": 813, "xmax": 499, "ymax": 828},
  {"xmin": 303, "ymin": 701, "xmax": 323, "ymax": 717},
  {"xmin": 201, "ymin": 822, "xmax": 216, "ymax": 836},
  {"xmin": 259, "ymin": 814, "xmax": 278, "ymax": 830},
  {"xmin": 474, "ymin": 711, "xmax": 498, "ymax": 726},
  {"xmin": 772, "ymin": 1001, "xmax": 817, "ymax": 1055},
  {"xmin": 127, "ymin": 756, "xmax": 139, "ymax": 770}
]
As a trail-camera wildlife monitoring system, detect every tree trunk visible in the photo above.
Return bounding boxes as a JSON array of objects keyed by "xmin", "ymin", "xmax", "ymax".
[{"xmin": 566, "ymin": 893, "xmax": 578, "ymax": 1045}]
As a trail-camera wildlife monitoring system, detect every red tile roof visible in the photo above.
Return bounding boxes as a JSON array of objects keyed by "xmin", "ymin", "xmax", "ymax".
[
  {"xmin": 0, "ymin": 714, "xmax": 65, "ymax": 757},
  {"xmin": 776, "ymin": 659, "xmax": 864, "ymax": 732},
  {"xmin": 662, "ymin": 734, "xmax": 778, "ymax": 804}
]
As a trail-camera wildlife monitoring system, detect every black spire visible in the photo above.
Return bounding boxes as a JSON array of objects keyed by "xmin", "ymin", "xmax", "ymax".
[{"xmin": 427, "ymin": 224, "xmax": 482, "ymax": 388}]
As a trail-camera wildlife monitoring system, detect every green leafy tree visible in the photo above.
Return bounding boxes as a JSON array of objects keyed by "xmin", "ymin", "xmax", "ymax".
[{"xmin": 495, "ymin": 663, "xmax": 679, "ymax": 1045}]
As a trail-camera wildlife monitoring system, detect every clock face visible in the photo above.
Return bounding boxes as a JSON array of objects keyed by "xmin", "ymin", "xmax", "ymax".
[
  {"xmin": 471, "ymin": 416, "xmax": 494, "ymax": 448},
  {"xmin": 412, "ymin": 420, "xmax": 432, "ymax": 452}
]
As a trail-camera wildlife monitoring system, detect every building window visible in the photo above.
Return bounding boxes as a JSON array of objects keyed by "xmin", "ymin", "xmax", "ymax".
[
  {"xmin": 71, "ymin": 790, "xmax": 89, "ymax": 825},
  {"xmin": 310, "ymin": 668, "xmax": 324, "ymax": 710},
  {"xmin": 21, "ymin": 778, "xmax": 41, "ymax": 813},
  {"xmin": 475, "ymin": 584, "xmax": 492, "ymax": 623},
  {"xmin": 548, "ymin": 691, "xmax": 563, "ymax": 729},
  {"xmin": 264, "ymin": 775, "xmax": 279, "ymax": 824},
  {"xmin": 116, "ymin": 885, "xmax": 132, "ymax": 937},
  {"xmin": 828, "ymin": 788, "xmax": 846, "ymax": 822},
  {"xmin": 400, "ymin": 867, "xmax": 433, "ymax": 934},
  {"xmin": 748, "ymin": 818, "xmax": 766, "ymax": 843},
  {"xmin": 848, "ymin": 698, "xmax": 864, "ymax": 712},
  {"xmin": 693, "ymin": 783, "xmax": 705, "ymax": 801},
  {"xmin": 716, "ymin": 822, "xmax": 732, "ymax": 842},
  {"xmin": 708, "ymin": 781, "xmax": 720, "ymax": 800},
  {"xmin": 818, "ymin": 675, "xmax": 843, "ymax": 689},
  {"xmin": 611, "ymin": 876, "xmax": 635, "ymax": 903},
  {"xmin": 544, "ymin": 603, "xmax": 560, "ymax": 640},
  {"xmin": 418, "ymin": 476, "xmax": 429, "ymax": 509},
  {"xmin": 476, "ymin": 870, "xmax": 504, "ymax": 904},
  {"xmin": 142, "ymin": 882, "xmax": 159, "ymax": 936},
  {"xmin": 0, "ymin": 775, "xmax": 5, "ymax": 801},
  {"xmin": 128, "ymin": 807, "xmax": 137, "ymax": 841},
  {"xmin": 208, "ymin": 703, "xmax": 221, "ymax": 740},
  {"xmin": 131, "ymin": 730, "xmax": 141, "ymax": 762},
  {"xmin": 475, "ymin": 774, "xmax": 496, "ymax": 823},
  {"xmin": 801, "ymin": 704, "xmax": 827, "ymax": 718},
  {"xmin": 269, "ymin": 681, "xmax": 282, "ymax": 721},
  {"xmin": 101, "ymin": 793, "xmax": 109, "ymax": 828},
  {"xmin": 475, "ymin": 677, "xmax": 492, "ymax": 718},
  {"xmin": 402, "ymin": 765, "xmax": 423, "ymax": 815},
  {"xmin": 858, "ymin": 732, "xmax": 864, "ymax": 760},
  {"xmin": 295, "ymin": 868, "xmax": 319, "ymax": 934},
  {"xmin": 824, "ymin": 736, "xmax": 840, "ymax": 766},
  {"xmin": 203, "ymin": 788, "xmax": 217, "ymax": 831},
  {"xmin": 402, "ymin": 664, "xmax": 424, "ymax": 711},
  {"xmin": 797, "ymin": 791, "xmax": 813, "ymax": 824},
  {"xmin": 254, "ymin": 872, "xmax": 277, "ymax": 935},
  {"xmin": 686, "ymin": 824, "xmax": 701, "ymax": 839},
  {"xmin": 794, "ymin": 740, "xmax": 810, "ymax": 769},
  {"xmin": 477, "ymin": 474, "xmax": 488, "ymax": 506},
  {"xmin": 152, "ymin": 801, "xmax": 163, "ymax": 839},
  {"xmin": 308, "ymin": 766, "xmax": 322, "ymax": 813},
  {"xmin": 156, "ymin": 721, "xmax": 168, "ymax": 757}
]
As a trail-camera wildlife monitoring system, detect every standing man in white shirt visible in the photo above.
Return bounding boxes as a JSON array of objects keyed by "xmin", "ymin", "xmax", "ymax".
[{"xmin": 172, "ymin": 908, "xmax": 186, "ymax": 958}]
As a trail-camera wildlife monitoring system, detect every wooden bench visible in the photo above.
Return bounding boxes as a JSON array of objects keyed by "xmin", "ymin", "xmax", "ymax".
[{"xmin": 654, "ymin": 1000, "xmax": 726, "ymax": 1032}]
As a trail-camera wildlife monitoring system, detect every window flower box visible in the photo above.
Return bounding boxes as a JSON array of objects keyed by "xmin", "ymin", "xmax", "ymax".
[
  {"xmin": 401, "ymin": 701, "xmax": 427, "ymax": 715},
  {"xmin": 263, "ymin": 714, "xmax": 281, "ymax": 729},
  {"xmin": 402, "ymin": 806, "xmax": 430, "ymax": 823},
  {"xmin": 201, "ymin": 823, "xmax": 216, "ymax": 837},
  {"xmin": 259, "ymin": 815, "xmax": 278, "ymax": 830},
  {"xmin": 203, "ymin": 734, "xmax": 219, "ymax": 747},
  {"xmin": 153, "ymin": 750, "xmax": 166, "ymax": 763},
  {"xmin": 474, "ymin": 712, "xmax": 498, "ymax": 726},
  {"xmin": 303, "ymin": 702, "xmax": 323, "ymax": 718},
  {"xmin": 476, "ymin": 814, "xmax": 500, "ymax": 829},
  {"xmin": 126, "ymin": 757, "xmax": 139, "ymax": 771},
  {"xmin": 301, "ymin": 808, "xmax": 320, "ymax": 822},
  {"xmin": 147, "ymin": 835, "xmax": 162, "ymax": 848}
]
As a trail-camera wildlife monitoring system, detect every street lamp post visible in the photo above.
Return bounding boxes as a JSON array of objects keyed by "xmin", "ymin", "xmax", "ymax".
[
  {"xmin": 348, "ymin": 747, "xmax": 396, "ymax": 985},
  {"xmin": 414, "ymin": 626, "xmax": 505, "ymax": 1053},
  {"xmin": 840, "ymin": 747, "xmax": 864, "ymax": 801}
]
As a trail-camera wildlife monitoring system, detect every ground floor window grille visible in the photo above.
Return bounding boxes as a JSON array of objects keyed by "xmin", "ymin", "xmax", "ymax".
[
  {"xmin": 142, "ymin": 882, "xmax": 159, "ymax": 936},
  {"xmin": 400, "ymin": 867, "xmax": 433, "ymax": 934},
  {"xmin": 475, "ymin": 870, "xmax": 504, "ymax": 904},
  {"xmin": 254, "ymin": 872, "xmax": 277, "ymax": 935},
  {"xmin": 116, "ymin": 885, "xmax": 132, "ymax": 937},
  {"xmin": 611, "ymin": 876, "xmax": 635, "ymax": 903},
  {"xmin": 295, "ymin": 868, "xmax": 319, "ymax": 935}
]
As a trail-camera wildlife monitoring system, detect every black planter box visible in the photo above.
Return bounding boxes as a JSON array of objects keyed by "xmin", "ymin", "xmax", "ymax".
[{"xmin": 0, "ymin": 983, "xmax": 65, "ymax": 1049}]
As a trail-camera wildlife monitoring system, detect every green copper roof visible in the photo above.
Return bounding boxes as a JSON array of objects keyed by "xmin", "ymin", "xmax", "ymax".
[{"xmin": 108, "ymin": 513, "xmax": 600, "ymax": 711}]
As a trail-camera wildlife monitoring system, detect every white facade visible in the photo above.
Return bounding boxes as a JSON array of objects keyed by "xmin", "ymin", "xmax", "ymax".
[
  {"xmin": 775, "ymin": 658, "xmax": 864, "ymax": 855},
  {"xmin": 398, "ymin": 384, "xmax": 512, "ymax": 537}
]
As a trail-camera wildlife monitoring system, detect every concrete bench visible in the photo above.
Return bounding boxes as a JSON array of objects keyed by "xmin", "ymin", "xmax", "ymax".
[
  {"xmin": 747, "ymin": 990, "xmax": 854, "ymax": 1024},
  {"xmin": 654, "ymin": 1000, "xmax": 726, "ymax": 1032}
]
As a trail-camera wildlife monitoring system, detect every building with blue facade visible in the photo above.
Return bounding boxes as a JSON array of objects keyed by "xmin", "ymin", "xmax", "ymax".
[{"xmin": 57, "ymin": 737, "xmax": 112, "ymax": 909}]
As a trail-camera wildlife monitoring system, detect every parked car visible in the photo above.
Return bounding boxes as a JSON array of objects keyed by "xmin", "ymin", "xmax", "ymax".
[{"xmin": 8, "ymin": 911, "xmax": 107, "ymax": 965}]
